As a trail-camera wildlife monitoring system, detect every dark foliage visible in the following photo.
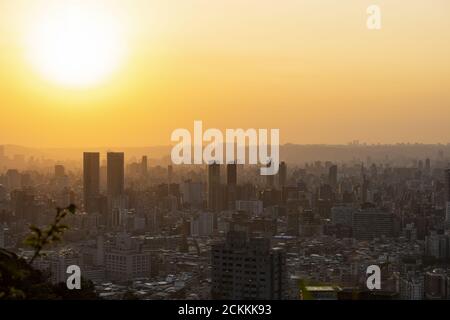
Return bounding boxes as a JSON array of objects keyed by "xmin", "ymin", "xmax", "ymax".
[{"xmin": 0, "ymin": 205, "xmax": 100, "ymax": 300}]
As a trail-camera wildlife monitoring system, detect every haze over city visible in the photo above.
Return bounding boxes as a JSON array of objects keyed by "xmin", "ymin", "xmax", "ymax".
[{"xmin": 2, "ymin": 0, "xmax": 450, "ymax": 307}]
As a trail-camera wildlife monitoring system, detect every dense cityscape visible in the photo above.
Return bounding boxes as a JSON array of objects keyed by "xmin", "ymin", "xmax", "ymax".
[
  {"xmin": 1, "ymin": 144, "xmax": 450, "ymax": 300},
  {"xmin": 1, "ymin": 1, "xmax": 449, "ymax": 317}
]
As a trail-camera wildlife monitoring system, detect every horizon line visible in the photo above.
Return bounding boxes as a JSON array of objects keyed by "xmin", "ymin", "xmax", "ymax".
[{"xmin": 3, "ymin": 142, "xmax": 450, "ymax": 150}]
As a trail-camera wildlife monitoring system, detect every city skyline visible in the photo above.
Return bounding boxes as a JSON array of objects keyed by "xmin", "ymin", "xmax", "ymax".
[
  {"xmin": 3, "ymin": 137, "xmax": 450, "ymax": 301},
  {"xmin": 2, "ymin": 0, "xmax": 450, "ymax": 305}
]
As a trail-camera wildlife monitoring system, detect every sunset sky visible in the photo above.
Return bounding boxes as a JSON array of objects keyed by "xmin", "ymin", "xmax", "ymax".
[{"xmin": 1, "ymin": 0, "xmax": 450, "ymax": 148}]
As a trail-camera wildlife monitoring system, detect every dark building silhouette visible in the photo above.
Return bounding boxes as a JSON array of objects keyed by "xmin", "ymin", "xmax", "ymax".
[
  {"xmin": 328, "ymin": 164, "xmax": 337, "ymax": 188},
  {"xmin": 266, "ymin": 161, "xmax": 275, "ymax": 188},
  {"xmin": 107, "ymin": 152, "xmax": 124, "ymax": 198},
  {"xmin": 226, "ymin": 162, "xmax": 237, "ymax": 210},
  {"xmin": 141, "ymin": 156, "xmax": 148, "ymax": 177},
  {"xmin": 445, "ymin": 168, "xmax": 450, "ymax": 225},
  {"xmin": 11, "ymin": 190, "xmax": 37, "ymax": 223},
  {"xmin": 83, "ymin": 152, "xmax": 100, "ymax": 213},
  {"xmin": 167, "ymin": 164, "xmax": 174, "ymax": 195},
  {"xmin": 207, "ymin": 162, "xmax": 221, "ymax": 212},
  {"xmin": 445, "ymin": 168, "xmax": 450, "ymax": 202},
  {"xmin": 226, "ymin": 162, "xmax": 237, "ymax": 186},
  {"xmin": 361, "ymin": 175, "xmax": 369, "ymax": 204},
  {"xmin": 278, "ymin": 161, "xmax": 287, "ymax": 188},
  {"xmin": 318, "ymin": 184, "xmax": 333, "ymax": 201},
  {"xmin": 425, "ymin": 158, "xmax": 431, "ymax": 173}
]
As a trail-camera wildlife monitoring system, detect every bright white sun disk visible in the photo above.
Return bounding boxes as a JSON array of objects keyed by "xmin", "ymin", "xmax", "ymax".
[{"xmin": 26, "ymin": 5, "xmax": 125, "ymax": 87}]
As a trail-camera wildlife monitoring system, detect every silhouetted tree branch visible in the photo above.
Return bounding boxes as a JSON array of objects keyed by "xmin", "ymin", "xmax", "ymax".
[
  {"xmin": 24, "ymin": 204, "xmax": 76, "ymax": 264},
  {"xmin": 1, "ymin": 204, "xmax": 99, "ymax": 300}
]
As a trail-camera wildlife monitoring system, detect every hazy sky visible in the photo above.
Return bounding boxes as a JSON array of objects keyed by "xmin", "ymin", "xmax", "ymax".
[{"xmin": 1, "ymin": 0, "xmax": 450, "ymax": 147}]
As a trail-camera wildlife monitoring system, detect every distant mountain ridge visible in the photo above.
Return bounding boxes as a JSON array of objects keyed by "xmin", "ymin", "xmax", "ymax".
[{"xmin": 2, "ymin": 143, "xmax": 450, "ymax": 165}]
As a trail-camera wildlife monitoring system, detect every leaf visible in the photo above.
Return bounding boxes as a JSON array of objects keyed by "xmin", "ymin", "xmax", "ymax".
[
  {"xmin": 67, "ymin": 204, "xmax": 77, "ymax": 214},
  {"xmin": 29, "ymin": 225, "xmax": 42, "ymax": 236}
]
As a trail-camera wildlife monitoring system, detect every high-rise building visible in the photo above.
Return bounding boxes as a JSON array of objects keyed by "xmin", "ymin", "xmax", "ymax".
[
  {"xmin": 331, "ymin": 205, "xmax": 354, "ymax": 227},
  {"xmin": 106, "ymin": 153, "xmax": 126, "ymax": 227},
  {"xmin": 425, "ymin": 158, "xmax": 431, "ymax": 173},
  {"xmin": 318, "ymin": 184, "xmax": 333, "ymax": 201},
  {"xmin": 83, "ymin": 152, "xmax": 100, "ymax": 213},
  {"xmin": 278, "ymin": 161, "xmax": 287, "ymax": 188},
  {"xmin": 100, "ymin": 159, "xmax": 107, "ymax": 193},
  {"xmin": 6, "ymin": 169, "xmax": 21, "ymax": 191},
  {"xmin": 445, "ymin": 168, "xmax": 450, "ymax": 200},
  {"xmin": 190, "ymin": 211, "xmax": 214, "ymax": 237},
  {"xmin": 328, "ymin": 164, "xmax": 338, "ymax": 188},
  {"xmin": 226, "ymin": 162, "xmax": 238, "ymax": 210},
  {"xmin": 266, "ymin": 161, "xmax": 275, "ymax": 188},
  {"xmin": 141, "ymin": 156, "xmax": 148, "ymax": 177},
  {"xmin": 0, "ymin": 184, "xmax": 6, "ymax": 202},
  {"xmin": 418, "ymin": 160, "xmax": 424, "ymax": 171},
  {"xmin": 0, "ymin": 224, "xmax": 6, "ymax": 248},
  {"xmin": 445, "ymin": 168, "xmax": 450, "ymax": 226},
  {"xmin": 287, "ymin": 211, "xmax": 300, "ymax": 236},
  {"xmin": 226, "ymin": 162, "xmax": 237, "ymax": 186},
  {"xmin": 167, "ymin": 164, "xmax": 173, "ymax": 195},
  {"xmin": 181, "ymin": 180, "xmax": 204, "ymax": 208},
  {"xmin": 10, "ymin": 190, "xmax": 36, "ymax": 222},
  {"xmin": 352, "ymin": 208, "xmax": 394, "ymax": 240},
  {"xmin": 107, "ymin": 152, "xmax": 124, "ymax": 198},
  {"xmin": 361, "ymin": 175, "xmax": 369, "ymax": 203},
  {"xmin": 167, "ymin": 164, "xmax": 173, "ymax": 183},
  {"xmin": 211, "ymin": 231, "xmax": 287, "ymax": 299},
  {"xmin": 207, "ymin": 162, "xmax": 221, "ymax": 211},
  {"xmin": 425, "ymin": 231, "xmax": 450, "ymax": 260}
]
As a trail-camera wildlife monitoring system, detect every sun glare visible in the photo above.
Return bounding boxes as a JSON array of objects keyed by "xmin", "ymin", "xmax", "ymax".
[{"xmin": 26, "ymin": 4, "xmax": 126, "ymax": 88}]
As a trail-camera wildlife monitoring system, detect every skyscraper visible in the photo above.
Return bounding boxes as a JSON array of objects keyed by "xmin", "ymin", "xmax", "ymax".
[
  {"xmin": 278, "ymin": 161, "xmax": 287, "ymax": 188},
  {"xmin": 168, "ymin": 164, "xmax": 173, "ymax": 184},
  {"xmin": 425, "ymin": 158, "xmax": 431, "ymax": 173},
  {"xmin": 168, "ymin": 164, "xmax": 173, "ymax": 195},
  {"xmin": 445, "ymin": 168, "xmax": 450, "ymax": 202},
  {"xmin": 445, "ymin": 168, "xmax": 450, "ymax": 226},
  {"xmin": 207, "ymin": 162, "xmax": 221, "ymax": 212},
  {"xmin": 226, "ymin": 162, "xmax": 237, "ymax": 186},
  {"xmin": 418, "ymin": 160, "xmax": 424, "ymax": 171},
  {"xmin": 83, "ymin": 152, "xmax": 100, "ymax": 213},
  {"xmin": 328, "ymin": 164, "xmax": 338, "ymax": 188},
  {"xmin": 266, "ymin": 161, "xmax": 275, "ymax": 188},
  {"xmin": 226, "ymin": 162, "xmax": 237, "ymax": 210},
  {"xmin": 107, "ymin": 152, "xmax": 124, "ymax": 198},
  {"xmin": 361, "ymin": 175, "xmax": 369, "ymax": 204},
  {"xmin": 141, "ymin": 156, "xmax": 148, "ymax": 177}
]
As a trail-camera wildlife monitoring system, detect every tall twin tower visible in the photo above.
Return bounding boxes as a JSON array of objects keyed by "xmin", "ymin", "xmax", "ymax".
[{"xmin": 83, "ymin": 152, "xmax": 124, "ymax": 213}]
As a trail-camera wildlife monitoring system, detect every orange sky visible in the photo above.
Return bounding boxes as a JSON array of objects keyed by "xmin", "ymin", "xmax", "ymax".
[{"xmin": 1, "ymin": 0, "xmax": 450, "ymax": 148}]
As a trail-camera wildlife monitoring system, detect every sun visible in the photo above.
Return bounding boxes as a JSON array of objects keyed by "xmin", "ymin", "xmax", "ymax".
[{"xmin": 25, "ymin": 4, "xmax": 126, "ymax": 88}]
